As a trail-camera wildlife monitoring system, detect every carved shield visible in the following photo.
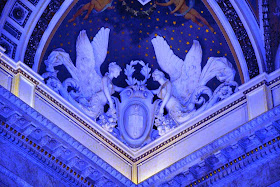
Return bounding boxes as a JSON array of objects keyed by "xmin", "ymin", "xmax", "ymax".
[
  {"xmin": 116, "ymin": 88, "xmax": 156, "ymax": 148},
  {"xmin": 124, "ymin": 104, "xmax": 147, "ymax": 139}
]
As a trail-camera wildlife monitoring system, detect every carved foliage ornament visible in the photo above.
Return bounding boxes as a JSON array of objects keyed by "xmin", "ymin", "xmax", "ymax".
[{"xmin": 43, "ymin": 27, "xmax": 238, "ymax": 148}]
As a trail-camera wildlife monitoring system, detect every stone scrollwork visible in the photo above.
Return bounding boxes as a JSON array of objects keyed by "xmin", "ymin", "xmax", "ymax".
[
  {"xmin": 151, "ymin": 36, "xmax": 238, "ymax": 126},
  {"xmin": 43, "ymin": 29, "xmax": 238, "ymax": 145},
  {"xmin": 43, "ymin": 27, "xmax": 122, "ymax": 122}
]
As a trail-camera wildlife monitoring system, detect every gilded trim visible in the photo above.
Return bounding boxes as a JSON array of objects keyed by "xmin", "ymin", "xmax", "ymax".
[
  {"xmin": 1, "ymin": 59, "xmax": 280, "ymax": 164},
  {"xmin": 186, "ymin": 136, "xmax": 280, "ymax": 187},
  {"xmin": 0, "ymin": 121, "xmax": 93, "ymax": 186}
]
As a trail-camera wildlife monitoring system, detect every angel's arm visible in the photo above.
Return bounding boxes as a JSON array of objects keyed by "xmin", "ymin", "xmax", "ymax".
[
  {"xmin": 160, "ymin": 82, "xmax": 172, "ymax": 114},
  {"xmin": 170, "ymin": 0, "xmax": 185, "ymax": 14},
  {"xmin": 156, "ymin": 0, "xmax": 175, "ymax": 7},
  {"xmin": 114, "ymin": 85, "xmax": 124, "ymax": 92},
  {"xmin": 151, "ymin": 87, "xmax": 160, "ymax": 95},
  {"xmin": 102, "ymin": 76, "xmax": 114, "ymax": 109}
]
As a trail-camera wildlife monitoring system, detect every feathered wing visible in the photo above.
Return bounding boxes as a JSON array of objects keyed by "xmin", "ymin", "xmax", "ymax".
[
  {"xmin": 172, "ymin": 40, "xmax": 202, "ymax": 103},
  {"xmin": 76, "ymin": 30, "xmax": 102, "ymax": 95},
  {"xmin": 151, "ymin": 36, "xmax": 184, "ymax": 82},
  {"xmin": 199, "ymin": 57, "xmax": 235, "ymax": 86},
  {"xmin": 76, "ymin": 30, "xmax": 95, "ymax": 76},
  {"xmin": 49, "ymin": 49, "xmax": 80, "ymax": 81},
  {"xmin": 91, "ymin": 27, "xmax": 110, "ymax": 77}
]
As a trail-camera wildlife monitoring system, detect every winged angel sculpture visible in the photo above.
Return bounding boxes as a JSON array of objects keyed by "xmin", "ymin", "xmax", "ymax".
[
  {"xmin": 151, "ymin": 36, "xmax": 238, "ymax": 124},
  {"xmin": 43, "ymin": 28, "xmax": 122, "ymax": 121}
]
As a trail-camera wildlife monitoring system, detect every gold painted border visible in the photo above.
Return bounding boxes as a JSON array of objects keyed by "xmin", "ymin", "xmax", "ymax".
[{"xmin": 2, "ymin": 59, "xmax": 280, "ymax": 165}]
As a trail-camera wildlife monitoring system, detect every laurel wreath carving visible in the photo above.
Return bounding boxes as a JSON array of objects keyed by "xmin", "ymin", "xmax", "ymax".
[{"xmin": 124, "ymin": 60, "xmax": 151, "ymax": 86}]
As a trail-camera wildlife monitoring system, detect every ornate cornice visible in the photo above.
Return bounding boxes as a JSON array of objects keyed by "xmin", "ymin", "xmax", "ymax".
[
  {"xmin": 1, "ymin": 85, "xmax": 280, "ymax": 186},
  {"xmin": 0, "ymin": 58, "xmax": 17, "ymax": 74},
  {"xmin": 268, "ymin": 75, "xmax": 280, "ymax": 86},
  {"xmin": 142, "ymin": 105, "xmax": 280, "ymax": 186},
  {"xmin": 243, "ymin": 80, "xmax": 267, "ymax": 94},
  {"xmin": 0, "ymin": 121, "xmax": 87, "ymax": 186},
  {"xmin": 186, "ymin": 136, "xmax": 280, "ymax": 187},
  {"xmin": 0, "ymin": 59, "xmax": 40, "ymax": 85},
  {"xmin": 0, "ymin": 85, "xmax": 134, "ymax": 186},
  {"xmin": 1, "ymin": 57, "xmax": 280, "ymax": 165}
]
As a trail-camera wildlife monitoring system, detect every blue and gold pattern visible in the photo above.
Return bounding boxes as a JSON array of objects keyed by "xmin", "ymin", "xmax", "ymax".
[{"xmin": 41, "ymin": 0, "xmax": 241, "ymax": 88}]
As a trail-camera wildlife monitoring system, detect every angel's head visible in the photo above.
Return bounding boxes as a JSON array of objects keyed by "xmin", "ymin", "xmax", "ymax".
[
  {"xmin": 152, "ymin": 69, "xmax": 165, "ymax": 82},
  {"xmin": 108, "ymin": 62, "xmax": 122, "ymax": 78}
]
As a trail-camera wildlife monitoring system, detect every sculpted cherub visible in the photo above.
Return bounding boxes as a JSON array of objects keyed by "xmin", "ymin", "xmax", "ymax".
[
  {"xmin": 43, "ymin": 28, "xmax": 123, "ymax": 120},
  {"xmin": 156, "ymin": 0, "xmax": 214, "ymax": 32},
  {"xmin": 94, "ymin": 62, "xmax": 122, "ymax": 113},
  {"xmin": 152, "ymin": 69, "xmax": 189, "ymax": 116},
  {"xmin": 75, "ymin": 62, "xmax": 122, "ymax": 118},
  {"xmin": 68, "ymin": 0, "xmax": 115, "ymax": 22},
  {"xmin": 151, "ymin": 36, "xmax": 237, "ymax": 123}
]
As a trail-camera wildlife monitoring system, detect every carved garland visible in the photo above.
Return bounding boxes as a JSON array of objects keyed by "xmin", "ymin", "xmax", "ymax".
[
  {"xmin": 124, "ymin": 60, "xmax": 151, "ymax": 86},
  {"xmin": 121, "ymin": 1, "xmax": 157, "ymax": 18}
]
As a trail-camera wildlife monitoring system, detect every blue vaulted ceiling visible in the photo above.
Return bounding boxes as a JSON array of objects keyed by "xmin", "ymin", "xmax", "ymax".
[{"xmin": 39, "ymin": 0, "xmax": 241, "ymax": 89}]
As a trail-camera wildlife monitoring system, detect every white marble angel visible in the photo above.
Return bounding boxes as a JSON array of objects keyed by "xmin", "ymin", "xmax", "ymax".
[
  {"xmin": 43, "ymin": 28, "xmax": 122, "ymax": 119},
  {"xmin": 151, "ymin": 36, "xmax": 237, "ymax": 123}
]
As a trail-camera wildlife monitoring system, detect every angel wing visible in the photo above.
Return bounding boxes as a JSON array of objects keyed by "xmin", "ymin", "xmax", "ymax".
[
  {"xmin": 74, "ymin": 28, "xmax": 110, "ymax": 95},
  {"xmin": 91, "ymin": 27, "xmax": 110, "ymax": 77},
  {"xmin": 173, "ymin": 40, "xmax": 202, "ymax": 102},
  {"xmin": 151, "ymin": 36, "xmax": 184, "ymax": 82},
  {"xmin": 199, "ymin": 57, "xmax": 235, "ymax": 86},
  {"xmin": 45, "ymin": 49, "xmax": 80, "ymax": 82},
  {"xmin": 76, "ymin": 30, "xmax": 96, "ymax": 78},
  {"xmin": 152, "ymin": 36, "xmax": 202, "ymax": 104},
  {"xmin": 75, "ymin": 30, "xmax": 101, "ymax": 96}
]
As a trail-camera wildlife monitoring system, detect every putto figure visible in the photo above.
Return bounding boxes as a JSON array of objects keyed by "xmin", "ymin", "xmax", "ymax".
[
  {"xmin": 152, "ymin": 69, "xmax": 188, "ymax": 116},
  {"xmin": 77, "ymin": 62, "xmax": 122, "ymax": 118},
  {"xmin": 156, "ymin": 0, "xmax": 214, "ymax": 32},
  {"xmin": 43, "ymin": 28, "xmax": 122, "ymax": 120},
  {"xmin": 152, "ymin": 36, "xmax": 238, "ymax": 123},
  {"xmin": 68, "ymin": 0, "xmax": 115, "ymax": 22}
]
